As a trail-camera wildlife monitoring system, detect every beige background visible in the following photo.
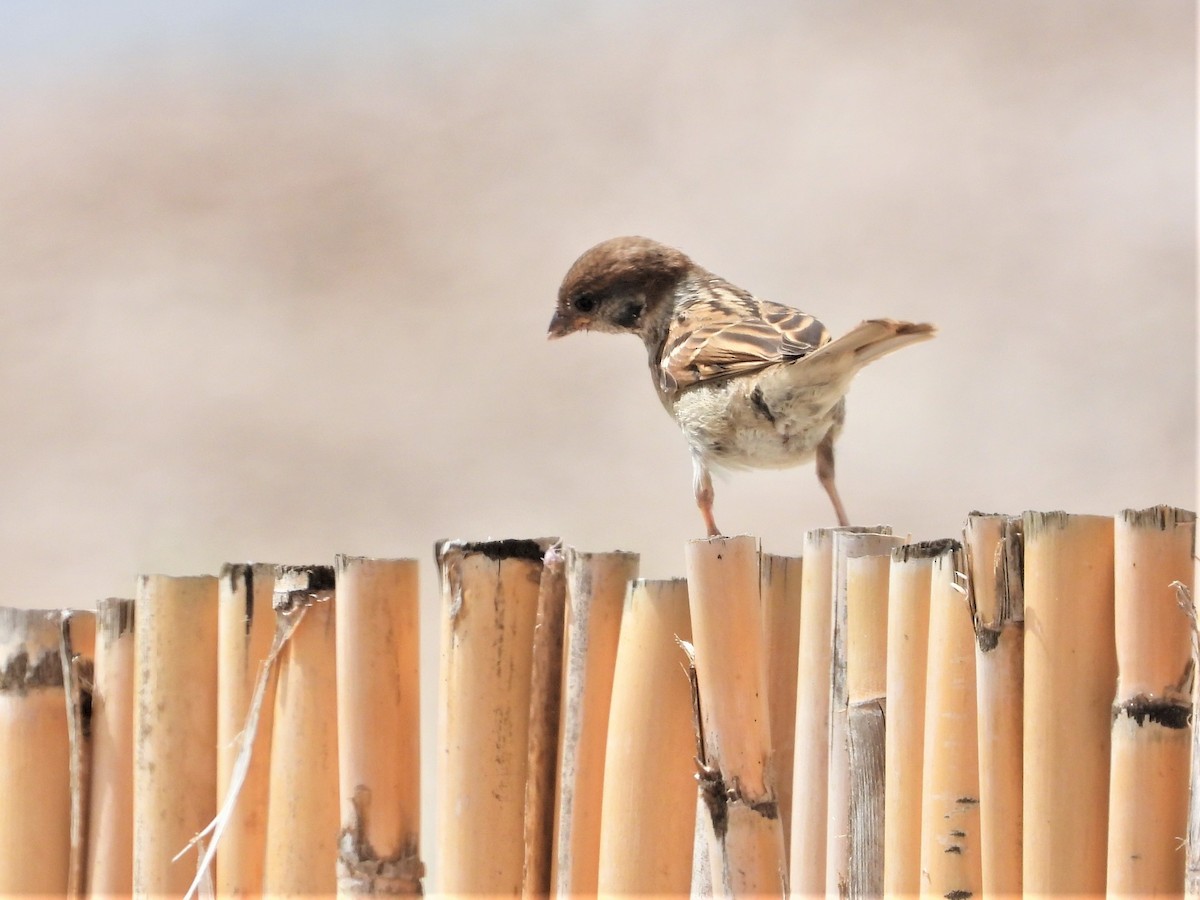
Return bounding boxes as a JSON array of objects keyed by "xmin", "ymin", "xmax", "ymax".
[{"xmin": 1, "ymin": 0, "xmax": 1193, "ymax": 884}]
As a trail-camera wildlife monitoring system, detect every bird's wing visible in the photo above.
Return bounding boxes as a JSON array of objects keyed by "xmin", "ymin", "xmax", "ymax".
[{"xmin": 658, "ymin": 281, "xmax": 830, "ymax": 395}]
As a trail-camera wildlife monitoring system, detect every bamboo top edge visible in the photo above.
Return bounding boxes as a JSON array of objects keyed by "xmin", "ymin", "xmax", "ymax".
[
  {"xmin": 804, "ymin": 524, "xmax": 892, "ymax": 541},
  {"xmin": 333, "ymin": 554, "xmax": 421, "ymax": 571},
  {"xmin": 563, "ymin": 547, "xmax": 640, "ymax": 563},
  {"xmin": 892, "ymin": 537, "xmax": 960, "ymax": 561},
  {"xmin": 1117, "ymin": 505, "xmax": 1197, "ymax": 529},
  {"xmin": 135, "ymin": 572, "xmax": 218, "ymax": 587},
  {"xmin": 632, "ymin": 576, "xmax": 689, "ymax": 588},
  {"xmin": 435, "ymin": 537, "xmax": 555, "ymax": 565},
  {"xmin": 1022, "ymin": 510, "xmax": 1113, "ymax": 536}
]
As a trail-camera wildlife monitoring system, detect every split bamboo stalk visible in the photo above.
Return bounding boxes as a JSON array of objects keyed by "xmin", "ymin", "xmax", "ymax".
[
  {"xmin": 919, "ymin": 540, "xmax": 982, "ymax": 899},
  {"xmin": 85, "ymin": 598, "xmax": 136, "ymax": 897},
  {"xmin": 436, "ymin": 539, "xmax": 550, "ymax": 894},
  {"xmin": 789, "ymin": 525, "xmax": 885, "ymax": 894},
  {"xmin": 760, "ymin": 552, "xmax": 802, "ymax": 859},
  {"xmin": 63, "ymin": 609, "xmax": 95, "ymax": 896},
  {"xmin": 1022, "ymin": 511, "xmax": 1115, "ymax": 895},
  {"xmin": 1184, "ymin": 583, "xmax": 1200, "ymax": 900},
  {"xmin": 553, "ymin": 548, "xmax": 638, "ymax": 895},
  {"xmin": 685, "ymin": 534, "xmax": 786, "ymax": 894},
  {"xmin": 215, "ymin": 562, "xmax": 277, "ymax": 897},
  {"xmin": 523, "ymin": 544, "xmax": 567, "ymax": 897},
  {"xmin": 881, "ymin": 541, "xmax": 940, "ymax": 895},
  {"xmin": 685, "ymin": 646, "xmax": 714, "ymax": 898},
  {"xmin": 132, "ymin": 574, "xmax": 219, "ymax": 896},
  {"xmin": 263, "ymin": 566, "xmax": 339, "ymax": 896},
  {"xmin": 334, "ymin": 555, "xmax": 423, "ymax": 894},
  {"xmin": 1107, "ymin": 506, "xmax": 1195, "ymax": 895},
  {"xmin": 0, "ymin": 608, "xmax": 72, "ymax": 895},
  {"xmin": 831, "ymin": 532, "xmax": 903, "ymax": 897},
  {"xmin": 963, "ymin": 513, "xmax": 1024, "ymax": 897},
  {"xmin": 597, "ymin": 578, "xmax": 695, "ymax": 895}
]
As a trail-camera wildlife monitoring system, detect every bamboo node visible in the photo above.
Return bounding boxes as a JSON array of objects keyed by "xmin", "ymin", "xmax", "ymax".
[
  {"xmin": 337, "ymin": 788, "xmax": 425, "ymax": 894},
  {"xmin": 1111, "ymin": 695, "xmax": 1191, "ymax": 730}
]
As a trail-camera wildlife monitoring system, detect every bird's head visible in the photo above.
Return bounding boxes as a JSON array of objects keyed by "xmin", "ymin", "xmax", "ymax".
[{"xmin": 549, "ymin": 236, "xmax": 691, "ymax": 340}]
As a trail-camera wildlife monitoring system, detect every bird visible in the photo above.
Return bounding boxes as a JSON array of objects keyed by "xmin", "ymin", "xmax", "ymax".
[{"xmin": 548, "ymin": 236, "xmax": 935, "ymax": 536}]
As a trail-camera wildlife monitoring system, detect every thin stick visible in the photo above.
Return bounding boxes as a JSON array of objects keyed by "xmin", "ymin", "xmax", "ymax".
[
  {"xmin": 85, "ymin": 598, "xmax": 136, "ymax": 897},
  {"xmin": 0, "ymin": 608, "xmax": 72, "ymax": 895},
  {"xmin": 963, "ymin": 513, "xmax": 1024, "ymax": 897},
  {"xmin": 686, "ymin": 534, "xmax": 786, "ymax": 894},
  {"xmin": 760, "ymin": 553, "xmax": 802, "ymax": 860},
  {"xmin": 262, "ymin": 566, "xmax": 339, "ymax": 896},
  {"xmin": 132, "ymin": 574, "xmax": 219, "ymax": 896},
  {"xmin": 436, "ymin": 539, "xmax": 551, "ymax": 894},
  {"xmin": 1107, "ymin": 506, "xmax": 1195, "ymax": 895},
  {"xmin": 597, "ymin": 578, "xmax": 694, "ymax": 895},
  {"xmin": 1022, "ymin": 511, "xmax": 1115, "ymax": 895},
  {"xmin": 919, "ymin": 540, "xmax": 982, "ymax": 899},
  {"xmin": 63, "ymin": 609, "xmax": 95, "ymax": 897},
  {"xmin": 335, "ymin": 555, "xmax": 424, "ymax": 894},
  {"xmin": 523, "ymin": 544, "xmax": 567, "ymax": 897},
  {"xmin": 553, "ymin": 548, "xmax": 638, "ymax": 895}
]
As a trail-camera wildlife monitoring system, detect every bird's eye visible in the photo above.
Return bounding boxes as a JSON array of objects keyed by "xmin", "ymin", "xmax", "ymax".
[{"xmin": 574, "ymin": 293, "xmax": 596, "ymax": 313}]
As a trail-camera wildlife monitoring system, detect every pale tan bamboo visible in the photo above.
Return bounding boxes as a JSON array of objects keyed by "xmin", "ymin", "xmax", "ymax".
[
  {"xmin": 63, "ymin": 609, "xmax": 95, "ymax": 897},
  {"xmin": 685, "ymin": 534, "xmax": 786, "ymax": 894},
  {"xmin": 552, "ymin": 548, "xmax": 638, "ymax": 895},
  {"xmin": 436, "ymin": 539, "xmax": 549, "ymax": 894},
  {"xmin": 132, "ymin": 574, "xmax": 219, "ymax": 896},
  {"xmin": 963, "ymin": 513, "xmax": 1024, "ymax": 897},
  {"xmin": 919, "ymin": 541, "xmax": 982, "ymax": 899},
  {"xmin": 263, "ymin": 566, "xmax": 339, "ymax": 896},
  {"xmin": 760, "ymin": 553, "xmax": 802, "ymax": 860},
  {"xmin": 334, "ymin": 555, "xmax": 423, "ymax": 894},
  {"xmin": 1107, "ymin": 506, "xmax": 1195, "ymax": 895},
  {"xmin": 1022, "ymin": 511, "xmax": 1115, "ymax": 895},
  {"xmin": 882, "ymin": 541, "xmax": 940, "ymax": 895},
  {"xmin": 597, "ymin": 578, "xmax": 694, "ymax": 896},
  {"xmin": 0, "ymin": 608, "xmax": 71, "ymax": 895},
  {"xmin": 682, "ymin": 642, "xmax": 714, "ymax": 897},
  {"xmin": 523, "ymin": 544, "xmax": 566, "ymax": 897},
  {"xmin": 1183, "ymin": 583, "xmax": 1200, "ymax": 900},
  {"xmin": 85, "ymin": 598, "xmax": 136, "ymax": 897},
  {"xmin": 215, "ymin": 562, "xmax": 277, "ymax": 898},
  {"xmin": 832, "ymin": 532, "xmax": 902, "ymax": 897},
  {"xmin": 790, "ymin": 525, "xmax": 884, "ymax": 894}
]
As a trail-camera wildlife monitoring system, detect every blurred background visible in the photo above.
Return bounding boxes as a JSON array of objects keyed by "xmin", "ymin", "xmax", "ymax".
[{"xmin": 2, "ymin": 0, "xmax": 1193, "ymax": 881}]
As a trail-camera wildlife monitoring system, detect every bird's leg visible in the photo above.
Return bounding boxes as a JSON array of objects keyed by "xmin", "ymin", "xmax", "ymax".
[
  {"xmin": 816, "ymin": 433, "xmax": 850, "ymax": 527},
  {"xmin": 691, "ymin": 453, "xmax": 722, "ymax": 537}
]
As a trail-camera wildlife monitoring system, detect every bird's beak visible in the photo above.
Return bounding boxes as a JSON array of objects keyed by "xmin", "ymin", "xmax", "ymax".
[{"xmin": 547, "ymin": 309, "xmax": 577, "ymax": 339}]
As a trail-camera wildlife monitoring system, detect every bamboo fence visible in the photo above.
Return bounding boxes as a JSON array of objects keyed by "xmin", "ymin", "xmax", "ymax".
[{"xmin": 0, "ymin": 505, "xmax": 1196, "ymax": 897}]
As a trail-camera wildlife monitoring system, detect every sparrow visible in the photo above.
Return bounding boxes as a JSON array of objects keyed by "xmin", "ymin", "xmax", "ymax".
[{"xmin": 548, "ymin": 236, "xmax": 935, "ymax": 536}]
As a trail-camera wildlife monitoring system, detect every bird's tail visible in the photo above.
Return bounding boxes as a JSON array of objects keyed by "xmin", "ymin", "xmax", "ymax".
[{"xmin": 809, "ymin": 318, "xmax": 936, "ymax": 369}]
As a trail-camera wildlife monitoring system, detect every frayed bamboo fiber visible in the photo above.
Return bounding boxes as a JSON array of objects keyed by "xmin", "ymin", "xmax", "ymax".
[
  {"xmin": 85, "ymin": 598, "xmax": 135, "ymax": 897},
  {"xmin": 789, "ymin": 525, "xmax": 885, "ymax": 894},
  {"xmin": 132, "ymin": 574, "xmax": 219, "ymax": 896},
  {"xmin": 1185, "ymin": 582, "xmax": 1200, "ymax": 900},
  {"xmin": 685, "ymin": 534, "xmax": 786, "ymax": 894},
  {"xmin": 1107, "ymin": 506, "xmax": 1195, "ymax": 895},
  {"xmin": 1022, "ymin": 511, "xmax": 1115, "ymax": 895},
  {"xmin": 760, "ymin": 553, "xmax": 802, "ymax": 859},
  {"xmin": 597, "ymin": 578, "xmax": 694, "ymax": 896},
  {"xmin": 216, "ymin": 562, "xmax": 277, "ymax": 897},
  {"xmin": 831, "ymin": 532, "xmax": 902, "ymax": 897},
  {"xmin": 552, "ymin": 548, "xmax": 638, "ymax": 895},
  {"xmin": 63, "ymin": 609, "xmax": 94, "ymax": 896},
  {"xmin": 262, "ymin": 566, "xmax": 339, "ymax": 896},
  {"xmin": 881, "ymin": 541, "xmax": 940, "ymax": 895},
  {"xmin": 334, "ymin": 555, "xmax": 423, "ymax": 894},
  {"xmin": 964, "ymin": 513, "xmax": 1024, "ymax": 897},
  {"xmin": 0, "ymin": 608, "xmax": 72, "ymax": 895},
  {"xmin": 436, "ymin": 539, "xmax": 550, "ymax": 894},
  {"xmin": 523, "ymin": 544, "xmax": 567, "ymax": 897},
  {"xmin": 919, "ymin": 540, "xmax": 982, "ymax": 899}
]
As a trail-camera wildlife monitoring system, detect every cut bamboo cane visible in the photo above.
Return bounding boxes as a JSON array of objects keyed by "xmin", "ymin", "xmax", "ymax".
[
  {"xmin": 760, "ymin": 553, "xmax": 802, "ymax": 860},
  {"xmin": 263, "ymin": 565, "xmax": 339, "ymax": 897},
  {"xmin": 553, "ymin": 548, "xmax": 638, "ymax": 895},
  {"xmin": 85, "ymin": 598, "xmax": 136, "ymax": 897},
  {"xmin": 919, "ymin": 540, "xmax": 982, "ymax": 899},
  {"xmin": 215, "ymin": 562, "xmax": 278, "ymax": 898},
  {"xmin": 1107, "ymin": 506, "xmax": 1195, "ymax": 895},
  {"xmin": 436, "ymin": 538, "xmax": 551, "ymax": 895},
  {"xmin": 685, "ymin": 534, "xmax": 786, "ymax": 894},
  {"xmin": 830, "ymin": 531, "xmax": 903, "ymax": 897},
  {"xmin": 963, "ymin": 513, "xmax": 1024, "ymax": 897},
  {"xmin": 1022, "ymin": 511, "xmax": 1115, "ymax": 895},
  {"xmin": 523, "ymin": 544, "xmax": 567, "ymax": 897},
  {"xmin": 597, "ymin": 578, "xmax": 694, "ymax": 896},
  {"xmin": 132, "ymin": 574, "xmax": 219, "ymax": 897},
  {"xmin": 1183, "ymin": 583, "xmax": 1200, "ymax": 900},
  {"xmin": 63, "ymin": 609, "xmax": 95, "ymax": 897},
  {"xmin": 0, "ymin": 608, "xmax": 72, "ymax": 895},
  {"xmin": 789, "ymin": 525, "xmax": 885, "ymax": 894},
  {"xmin": 684, "ymin": 644, "xmax": 714, "ymax": 898},
  {"xmin": 335, "ymin": 555, "xmax": 424, "ymax": 894}
]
